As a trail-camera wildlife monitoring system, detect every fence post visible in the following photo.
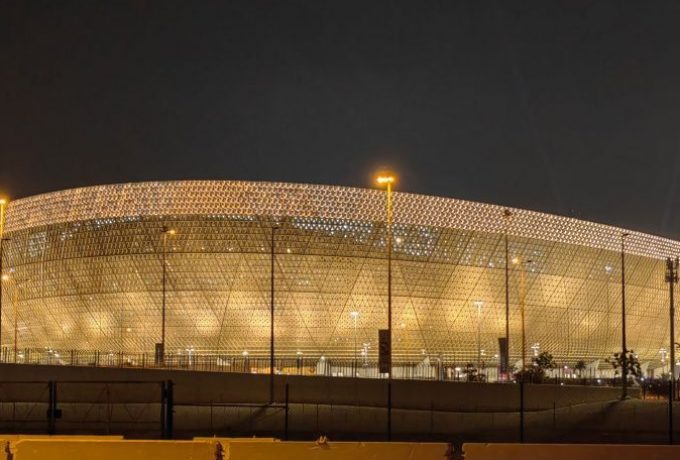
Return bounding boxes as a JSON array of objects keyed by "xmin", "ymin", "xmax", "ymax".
[
  {"xmin": 284, "ymin": 383, "xmax": 289, "ymax": 440},
  {"xmin": 165, "ymin": 379, "xmax": 174, "ymax": 439}
]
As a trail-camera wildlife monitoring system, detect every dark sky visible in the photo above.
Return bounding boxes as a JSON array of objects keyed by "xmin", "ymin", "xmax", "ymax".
[{"xmin": 2, "ymin": 1, "xmax": 680, "ymax": 237}]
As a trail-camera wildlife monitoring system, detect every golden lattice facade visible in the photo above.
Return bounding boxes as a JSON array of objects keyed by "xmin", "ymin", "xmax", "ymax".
[{"xmin": 0, "ymin": 180, "xmax": 677, "ymax": 369}]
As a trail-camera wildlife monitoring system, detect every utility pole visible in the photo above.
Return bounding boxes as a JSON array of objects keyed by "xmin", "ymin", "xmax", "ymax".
[{"xmin": 666, "ymin": 257, "xmax": 678, "ymax": 444}]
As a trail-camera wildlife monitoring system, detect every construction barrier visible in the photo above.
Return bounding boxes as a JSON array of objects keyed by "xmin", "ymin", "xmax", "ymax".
[
  {"xmin": 463, "ymin": 443, "xmax": 680, "ymax": 460},
  {"xmin": 12, "ymin": 439, "xmax": 221, "ymax": 460},
  {"xmin": 222, "ymin": 440, "xmax": 451, "ymax": 460}
]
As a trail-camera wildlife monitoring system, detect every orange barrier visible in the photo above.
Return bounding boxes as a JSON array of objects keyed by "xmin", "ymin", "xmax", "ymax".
[
  {"xmin": 12, "ymin": 439, "xmax": 220, "ymax": 460},
  {"xmin": 223, "ymin": 440, "xmax": 450, "ymax": 460},
  {"xmin": 463, "ymin": 443, "xmax": 680, "ymax": 460}
]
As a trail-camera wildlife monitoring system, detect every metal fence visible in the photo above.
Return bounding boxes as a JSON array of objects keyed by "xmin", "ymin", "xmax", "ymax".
[{"xmin": 0, "ymin": 346, "xmax": 625, "ymax": 386}]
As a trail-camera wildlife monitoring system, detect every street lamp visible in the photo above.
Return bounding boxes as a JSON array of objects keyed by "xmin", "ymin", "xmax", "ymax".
[
  {"xmin": 10, "ymin": 276, "xmax": 29, "ymax": 363},
  {"xmin": 620, "ymin": 232, "xmax": 629, "ymax": 399},
  {"xmin": 512, "ymin": 257, "xmax": 532, "ymax": 373},
  {"xmin": 376, "ymin": 174, "xmax": 395, "ymax": 373},
  {"xmin": 502, "ymin": 209, "xmax": 512, "ymax": 380},
  {"xmin": 376, "ymin": 172, "xmax": 395, "ymax": 440},
  {"xmin": 0, "ymin": 237, "xmax": 10, "ymax": 353},
  {"xmin": 350, "ymin": 311, "xmax": 359, "ymax": 376},
  {"xmin": 157, "ymin": 226, "xmax": 176, "ymax": 365},
  {"xmin": 474, "ymin": 301, "xmax": 483, "ymax": 370},
  {"xmin": 270, "ymin": 224, "xmax": 279, "ymax": 403}
]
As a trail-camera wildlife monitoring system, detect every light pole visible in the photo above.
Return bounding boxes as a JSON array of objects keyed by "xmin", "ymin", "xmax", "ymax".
[
  {"xmin": 0, "ymin": 198, "xmax": 7, "ymax": 355},
  {"xmin": 513, "ymin": 257, "xmax": 532, "ymax": 373},
  {"xmin": 350, "ymin": 311, "xmax": 359, "ymax": 377},
  {"xmin": 0, "ymin": 198, "xmax": 7, "ymax": 239},
  {"xmin": 503, "ymin": 209, "xmax": 512, "ymax": 380},
  {"xmin": 475, "ymin": 301, "xmax": 483, "ymax": 370},
  {"xmin": 376, "ymin": 173, "xmax": 395, "ymax": 440},
  {"xmin": 665, "ymin": 256, "xmax": 678, "ymax": 444},
  {"xmin": 270, "ymin": 224, "xmax": 279, "ymax": 403},
  {"xmin": 621, "ymin": 232, "xmax": 629, "ymax": 399},
  {"xmin": 157, "ymin": 226, "xmax": 176, "ymax": 365},
  {"xmin": 0, "ymin": 237, "xmax": 10, "ymax": 353},
  {"xmin": 11, "ymin": 277, "xmax": 29, "ymax": 363}
]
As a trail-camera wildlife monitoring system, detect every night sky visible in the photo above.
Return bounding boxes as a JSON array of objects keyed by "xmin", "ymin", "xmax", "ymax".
[{"xmin": 2, "ymin": 1, "xmax": 680, "ymax": 238}]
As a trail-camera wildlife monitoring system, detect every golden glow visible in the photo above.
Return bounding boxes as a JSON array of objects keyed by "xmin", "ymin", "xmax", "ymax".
[
  {"xmin": 0, "ymin": 180, "xmax": 677, "ymax": 367},
  {"xmin": 1, "ymin": 274, "xmax": 9, "ymax": 281},
  {"xmin": 376, "ymin": 175, "xmax": 396, "ymax": 185},
  {"xmin": 511, "ymin": 257, "xmax": 520, "ymax": 265},
  {"xmin": 0, "ymin": 199, "xmax": 6, "ymax": 205}
]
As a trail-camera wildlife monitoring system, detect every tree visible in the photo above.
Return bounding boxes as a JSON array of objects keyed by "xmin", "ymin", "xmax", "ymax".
[
  {"xmin": 606, "ymin": 350, "xmax": 642, "ymax": 382},
  {"xmin": 462, "ymin": 362, "xmax": 486, "ymax": 382},
  {"xmin": 514, "ymin": 352, "xmax": 557, "ymax": 383},
  {"xmin": 574, "ymin": 360, "xmax": 587, "ymax": 378}
]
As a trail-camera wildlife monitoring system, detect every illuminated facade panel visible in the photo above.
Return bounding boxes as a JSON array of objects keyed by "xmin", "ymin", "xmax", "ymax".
[{"xmin": 0, "ymin": 181, "xmax": 675, "ymax": 368}]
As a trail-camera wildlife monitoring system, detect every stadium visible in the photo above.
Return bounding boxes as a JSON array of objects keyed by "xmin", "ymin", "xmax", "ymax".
[{"xmin": 0, "ymin": 180, "xmax": 677, "ymax": 380}]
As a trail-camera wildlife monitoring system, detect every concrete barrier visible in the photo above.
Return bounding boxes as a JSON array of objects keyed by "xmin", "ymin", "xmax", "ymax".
[
  {"xmin": 223, "ymin": 440, "xmax": 451, "ymax": 460},
  {"xmin": 463, "ymin": 443, "xmax": 680, "ymax": 460},
  {"xmin": 12, "ymin": 439, "xmax": 220, "ymax": 460}
]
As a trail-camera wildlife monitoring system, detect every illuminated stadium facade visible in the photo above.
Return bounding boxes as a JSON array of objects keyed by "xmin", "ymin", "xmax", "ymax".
[{"xmin": 0, "ymin": 180, "xmax": 677, "ymax": 377}]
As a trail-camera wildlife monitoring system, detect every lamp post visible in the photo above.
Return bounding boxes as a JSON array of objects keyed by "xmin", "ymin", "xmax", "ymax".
[
  {"xmin": 665, "ymin": 257, "xmax": 678, "ymax": 444},
  {"xmin": 475, "ymin": 301, "xmax": 483, "ymax": 370},
  {"xmin": 621, "ymin": 232, "xmax": 629, "ymax": 399},
  {"xmin": 270, "ymin": 224, "xmax": 279, "ymax": 403},
  {"xmin": 513, "ymin": 257, "xmax": 532, "ymax": 373},
  {"xmin": 350, "ymin": 311, "xmax": 359, "ymax": 377},
  {"xmin": 503, "ymin": 209, "xmax": 512, "ymax": 380},
  {"xmin": 0, "ymin": 237, "xmax": 9, "ymax": 353},
  {"xmin": 376, "ymin": 173, "xmax": 395, "ymax": 440},
  {"xmin": 0, "ymin": 198, "xmax": 7, "ymax": 355},
  {"xmin": 157, "ymin": 226, "xmax": 176, "ymax": 365},
  {"xmin": 0, "ymin": 198, "xmax": 7, "ymax": 239},
  {"xmin": 11, "ymin": 277, "xmax": 29, "ymax": 363}
]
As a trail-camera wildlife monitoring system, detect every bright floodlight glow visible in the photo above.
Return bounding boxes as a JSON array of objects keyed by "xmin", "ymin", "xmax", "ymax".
[{"xmin": 375, "ymin": 174, "xmax": 395, "ymax": 185}]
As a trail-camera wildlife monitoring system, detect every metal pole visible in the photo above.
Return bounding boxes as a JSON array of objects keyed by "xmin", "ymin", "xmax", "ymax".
[
  {"xmin": 161, "ymin": 226, "xmax": 168, "ymax": 363},
  {"xmin": 270, "ymin": 225, "xmax": 277, "ymax": 403},
  {"xmin": 621, "ymin": 233, "xmax": 629, "ymax": 399},
  {"xmin": 504, "ymin": 209, "xmax": 511, "ymax": 380},
  {"xmin": 386, "ymin": 181, "xmax": 393, "ymax": 440},
  {"xmin": 0, "ymin": 238, "xmax": 5, "ymax": 352},
  {"xmin": 477, "ymin": 303, "xmax": 481, "ymax": 370},
  {"xmin": 353, "ymin": 313, "xmax": 358, "ymax": 377},
  {"xmin": 666, "ymin": 257, "xmax": 678, "ymax": 444},
  {"xmin": 520, "ymin": 263, "xmax": 527, "ymax": 373},
  {"xmin": 13, "ymin": 284, "xmax": 18, "ymax": 363}
]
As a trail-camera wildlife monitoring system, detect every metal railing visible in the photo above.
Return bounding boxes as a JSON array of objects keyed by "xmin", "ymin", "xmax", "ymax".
[{"xmin": 0, "ymin": 346, "xmax": 624, "ymax": 385}]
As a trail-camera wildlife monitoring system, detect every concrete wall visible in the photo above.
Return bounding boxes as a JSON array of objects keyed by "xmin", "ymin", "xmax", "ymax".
[
  {"xmin": 0, "ymin": 363, "xmax": 648, "ymax": 442},
  {"xmin": 0, "ymin": 363, "xmax": 633, "ymax": 410}
]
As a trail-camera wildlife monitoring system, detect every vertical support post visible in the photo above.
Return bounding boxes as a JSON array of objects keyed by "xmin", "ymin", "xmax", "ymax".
[
  {"xmin": 666, "ymin": 257, "xmax": 678, "ymax": 444},
  {"xmin": 47, "ymin": 381, "xmax": 56, "ymax": 434},
  {"xmin": 157, "ymin": 226, "xmax": 173, "ymax": 365},
  {"xmin": 163, "ymin": 379, "xmax": 174, "ymax": 439},
  {"xmin": 387, "ymin": 380, "xmax": 392, "ymax": 441},
  {"xmin": 621, "ymin": 233, "xmax": 629, "ymax": 399},
  {"xmin": 519, "ymin": 379, "xmax": 525, "ymax": 443},
  {"xmin": 284, "ymin": 382, "xmax": 289, "ymax": 440},
  {"xmin": 503, "ymin": 209, "xmax": 511, "ymax": 380},
  {"xmin": 386, "ymin": 180, "xmax": 393, "ymax": 441},
  {"xmin": 0, "ymin": 237, "xmax": 6, "ymax": 353},
  {"xmin": 270, "ymin": 225, "xmax": 278, "ymax": 404}
]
